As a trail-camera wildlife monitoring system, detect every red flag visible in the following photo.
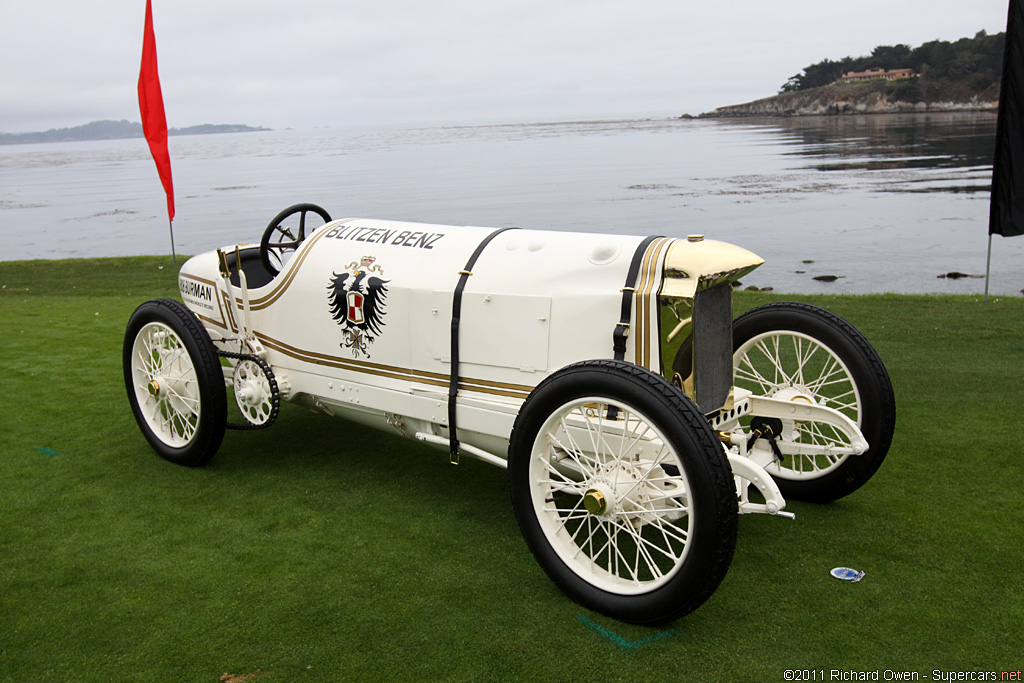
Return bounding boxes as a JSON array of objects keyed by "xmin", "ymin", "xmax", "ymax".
[{"xmin": 138, "ymin": 0, "xmax": 175, "ymax": 222}]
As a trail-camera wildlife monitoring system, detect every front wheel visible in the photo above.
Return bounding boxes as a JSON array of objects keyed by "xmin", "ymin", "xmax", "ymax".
[
  {"xmin": 732, "ymin": 302, "xmax": 895, "ymax": 502},
  {"xmin": 508, "ymin": 360, "xmax": 737, "ymax": 625},
  {"xmin": 123, "ymin": 298, "xmax": 227, "ymax": 466}
]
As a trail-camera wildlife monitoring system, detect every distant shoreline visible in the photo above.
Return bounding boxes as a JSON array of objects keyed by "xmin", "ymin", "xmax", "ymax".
[{"xmin": 0, "ymin": 120, "xmax": 270, "ymax": 146}]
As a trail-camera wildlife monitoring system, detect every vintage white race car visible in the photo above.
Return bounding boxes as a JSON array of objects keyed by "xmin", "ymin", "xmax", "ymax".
[{"xmin": 123, "ymin": 203, "xmax": 895, "ymax": 625}]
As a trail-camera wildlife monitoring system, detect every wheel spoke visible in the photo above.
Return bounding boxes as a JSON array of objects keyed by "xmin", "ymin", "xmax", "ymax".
[
  {"xmin": 539, "ymin": 457, "xmax": 584, "ymax": 487},
  {"xmin": 553, "ymin": 418, "xmax": 595, "ymax": 478},
  {"xmin": 757, "ymin": 336, "xmax": 791, "ymax": 386},
  {"xmin": 614, "ymin": 443, "xmax": 672, "ymax": 502},
  {"xmin": 606, "ymin": 517, "xmax": 680, "ymax": 583},
  {"xmin": 139, "ymin": 335, "xmax": 165, "ymax": 376},
  {"xmin": 652, "ymin": 514, "xmax": 689, "ymax": 546},
  {"xmin": 804, "ymin": 355, "xmax": 844, "ymax": 394},
  {"xmin": 734, "ymin": 364, "xmax": 774, "ymax": 394},
  {"xmin": 544, "ymin": 507, "xmax": 589, "ymax": 520},
  {"xmin": 792, "ymin": 338, "xmax": 821, "ymax": 386},
  {"xmin": 828, "ymin": 387, "xmax": 857, "ymax": 403},
  {"xmin": 165, "ymin": 384, "xmax": 200, "ymax": 414},
  {"xmin": 619, "ymin": 413, "xmax": 653, "ymax": 463},
  {"xmin": 611, "ymin": 515, "xmax": 683, "ymax": 564},
  {"xmin": 579, "ymin": 404, "xmax": 618, "ymax": 469},
  {"xmin": 572, "ymin": 515, "xmax": 611, "ymax": 562}
]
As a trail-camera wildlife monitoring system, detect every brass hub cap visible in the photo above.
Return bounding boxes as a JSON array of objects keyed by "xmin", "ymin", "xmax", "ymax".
[
  {"xmin": 147, "ymin": 380, "xmax": 161, "ymax": 396},
  {"xmin": 583, "ymin": 489, "xmax": 608, "ymax": 516}
]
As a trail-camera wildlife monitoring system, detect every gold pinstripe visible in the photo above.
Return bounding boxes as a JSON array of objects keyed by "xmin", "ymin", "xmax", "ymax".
[
  {"xmin": 227, "ymin": 221, "xmax": 339, "ymax": 311},
  {"xmin": 633, "ymin": 237, "xmax": 671, "ymax": 369},
  {"xmin": 256, "ymin": 332, "xmax": 534, "ymax": 400}
]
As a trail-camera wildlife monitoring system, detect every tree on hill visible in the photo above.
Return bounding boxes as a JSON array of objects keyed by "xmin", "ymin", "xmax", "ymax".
[{"xmin": 779, "ymin": 30, "xmax": 1003, "ymax": 97}]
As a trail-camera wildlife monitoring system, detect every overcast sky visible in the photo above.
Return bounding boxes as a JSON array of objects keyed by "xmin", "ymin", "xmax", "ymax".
[{"xmin": 0, "ymin": 0, "xmax": 1012, "ymax": 133}]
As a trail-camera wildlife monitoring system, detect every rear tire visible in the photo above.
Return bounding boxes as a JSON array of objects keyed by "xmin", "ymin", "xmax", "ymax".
[
  {"xmin": 508, "ymin": 360, "xmax": 737, "ymax": 625},
  {"xmin": 732, "ymin": 302, "xmax": 895, "ymax": 502},
  {"xmin": 123, "ymin": 298, "xmax": 227, "ymax": 466}
]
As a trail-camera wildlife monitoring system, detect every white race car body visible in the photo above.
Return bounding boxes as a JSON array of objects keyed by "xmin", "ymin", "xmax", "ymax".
[
  {"xmin": 178, "ymin": 219, "xmax": 763, "ymax": 462},
  {"xmin": 125, "ymin": 206, "xmax": 894, "ymax": 625}
]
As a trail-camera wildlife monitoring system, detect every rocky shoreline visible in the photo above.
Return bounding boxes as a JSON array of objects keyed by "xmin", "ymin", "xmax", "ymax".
[{"xmin": 693, "ymin": 82, "xmax": 998, "ymax": 118}]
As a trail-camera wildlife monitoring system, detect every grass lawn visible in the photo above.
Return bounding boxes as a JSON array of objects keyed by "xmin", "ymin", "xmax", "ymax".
[{"xmin": 1, "ymin": 257, "xmax": 1022, "ymax": 682}]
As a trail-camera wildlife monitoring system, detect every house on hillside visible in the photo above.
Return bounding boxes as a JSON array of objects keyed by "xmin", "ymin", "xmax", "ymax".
[{"xmin": 839, "ymin": 68, "xmax": 916, "ymax": 83}]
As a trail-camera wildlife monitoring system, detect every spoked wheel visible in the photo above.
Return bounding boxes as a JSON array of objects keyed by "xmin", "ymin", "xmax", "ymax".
[
  {"xmin": 508, "ymin": 360, "xmax": 737, "ymax": 625},
  {"xmin": 123, "ymin": 298, "xmax": 227, "ymax": 466},
  {"xmin": 259, "ymin": 203, "xmax": 332, "ymax": 276},
  {"xmin": 732, "ymin": 302, "xmax": 895, "ymax": 502}
]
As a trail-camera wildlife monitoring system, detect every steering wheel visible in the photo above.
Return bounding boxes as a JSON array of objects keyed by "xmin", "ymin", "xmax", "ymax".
[{"xmin": 259, "ymin": 203, "xmax": 332, "ymax": 276}]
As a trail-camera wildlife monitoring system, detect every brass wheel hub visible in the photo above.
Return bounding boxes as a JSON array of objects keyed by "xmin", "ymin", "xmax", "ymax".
[{"xmin": 583, "ymin": 488, "xmax": 608, "ymax": 516}]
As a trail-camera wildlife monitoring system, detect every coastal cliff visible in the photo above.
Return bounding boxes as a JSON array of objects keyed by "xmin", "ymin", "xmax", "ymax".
[
  {"xmin": 696, "ymin": 63, "xmax": 999, "ymax": 118},
  {"xmin": 699, "ymin": 80, "xmax": 998, "ymax": 118}
]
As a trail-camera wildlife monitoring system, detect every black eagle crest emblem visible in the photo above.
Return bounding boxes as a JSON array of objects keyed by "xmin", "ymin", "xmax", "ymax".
[{"xmin": 327, "ymin": 256, "xmax": 389, "ymax": 358}]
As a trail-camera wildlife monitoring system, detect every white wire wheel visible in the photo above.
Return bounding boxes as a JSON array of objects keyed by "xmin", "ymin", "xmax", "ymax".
[
  {"xmin": 732, "ymin": 302, "xmax": 895, "ymax": 502},
  {"xmin": 508, "ymin": 360, "xmax": 736, "ymax": 625},
  {"xmin": 123, "ymin": 299, "xmax": 226, "ymax": 466},
  {"xmin": 528, "ymin": 396, "xmax": 695, "ymax": 592},
  {"xmin": 735, "ymin": 329, "xmax": 861, "ymax": 476}
]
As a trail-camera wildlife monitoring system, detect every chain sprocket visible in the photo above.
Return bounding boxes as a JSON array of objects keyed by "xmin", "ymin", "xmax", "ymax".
[{"xmin": 218, "ymin": 349, "xmax": 280, "ymax": 430}]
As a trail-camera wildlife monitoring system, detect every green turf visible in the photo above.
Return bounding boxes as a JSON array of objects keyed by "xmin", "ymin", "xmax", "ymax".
[{"xmin": 1, "ymin": 257, "xmax": 1022, "ymax": 682}]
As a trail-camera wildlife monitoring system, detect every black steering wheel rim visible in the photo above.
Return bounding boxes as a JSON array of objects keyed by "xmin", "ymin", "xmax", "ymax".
[{"xmin": 259, "ymin": 203, "xmax": 332, "ymax": 276}]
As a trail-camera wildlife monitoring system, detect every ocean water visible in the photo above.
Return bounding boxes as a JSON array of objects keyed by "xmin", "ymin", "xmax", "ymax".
[{"xmin": 1, "ymin": 113, "xmax": 1020, "ymax": 295}]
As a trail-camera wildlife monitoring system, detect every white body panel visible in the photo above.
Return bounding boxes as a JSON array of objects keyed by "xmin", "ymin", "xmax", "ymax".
[{"xmin": 179, "ymin": 219, "xmax": 673, "ymax": 458}]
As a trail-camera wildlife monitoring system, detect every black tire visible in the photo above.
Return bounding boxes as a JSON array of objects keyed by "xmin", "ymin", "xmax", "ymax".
[
  {"xmin": 260, "ymin": 203, "xmax": 332, "ymax": 275},
  {"xmin": 508, "ymin": 360, "xmax": 737, "ymax": 625},
  {"xmin": 732, "ymin": 302, "xmax": 895, "ymax": 503},
  {"xmin": 123, "ymin": 298, "xmax": 227, "ymax": 466}
]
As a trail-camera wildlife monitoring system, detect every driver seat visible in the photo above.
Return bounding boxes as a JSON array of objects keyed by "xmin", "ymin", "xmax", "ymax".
[{"xmin": 224, "ymin": 247, "xmax": 275, "ymax": 289}]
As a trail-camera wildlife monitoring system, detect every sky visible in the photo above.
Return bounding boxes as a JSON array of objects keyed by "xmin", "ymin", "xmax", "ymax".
[{"xmin": 0, "ymin": 0, "xmax": 1013, "ymax": 133}]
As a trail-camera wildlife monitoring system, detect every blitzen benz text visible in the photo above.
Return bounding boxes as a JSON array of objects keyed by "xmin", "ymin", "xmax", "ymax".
[{"xmin": 324, "ymin": 223, "xmax": 446, "ymax": 250}]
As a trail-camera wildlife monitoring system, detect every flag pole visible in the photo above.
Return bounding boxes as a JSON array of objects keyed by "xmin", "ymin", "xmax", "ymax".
[
  {"xmin": 984, "ymin": 233, "xmax": 992, "ymax": 303},
  {"xmin": 169, "ymin": 218, "xmax": 176, "ymax": 264}
]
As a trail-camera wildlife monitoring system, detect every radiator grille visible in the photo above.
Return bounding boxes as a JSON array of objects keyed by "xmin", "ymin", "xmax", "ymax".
[{"xmin": 691, "ymin": 284, "xmax": 733, "ymax": 413}]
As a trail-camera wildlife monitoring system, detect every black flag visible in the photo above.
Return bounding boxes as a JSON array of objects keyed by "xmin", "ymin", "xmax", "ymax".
[{"xmin": 990, "ymin": 0, "xmax": 1024, "ymax": 237}]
